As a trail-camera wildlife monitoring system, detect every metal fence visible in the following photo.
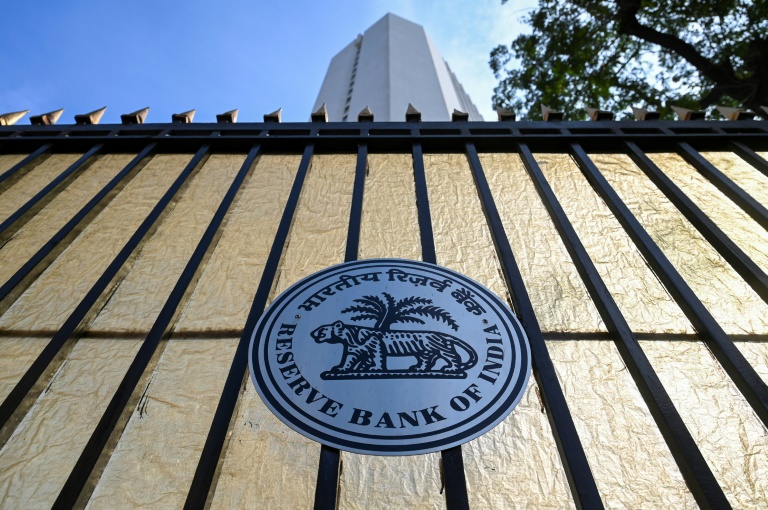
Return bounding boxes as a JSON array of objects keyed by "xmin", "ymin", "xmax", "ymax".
[{"xmin": 0, "ymin": 117, "xmax": 767, "ymax": 509}]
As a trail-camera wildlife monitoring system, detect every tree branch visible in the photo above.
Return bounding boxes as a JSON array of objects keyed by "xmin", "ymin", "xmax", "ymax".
[
  {"xmin": 615, "ymin": 0, "xmax": 737, "ymax": 87},
  {"xmin": 699, "ymin": 86, "xmax": 726, "ymax": 107}
]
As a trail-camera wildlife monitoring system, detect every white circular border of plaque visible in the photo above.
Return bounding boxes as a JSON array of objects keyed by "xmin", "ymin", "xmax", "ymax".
[{"xmin": 249, "ymin": 259, "xmax": 531, "ymax": 455}]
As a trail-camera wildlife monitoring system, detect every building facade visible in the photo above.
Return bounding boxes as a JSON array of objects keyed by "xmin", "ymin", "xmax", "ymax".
[{"xmin": 313, "ymin": 13, "xmax": 483, "ymax": 122}]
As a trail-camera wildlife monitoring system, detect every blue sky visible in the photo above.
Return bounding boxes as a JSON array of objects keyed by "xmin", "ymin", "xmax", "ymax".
[{"xmin": 1, "ymin": 1, "xmax": 535, "ymax": 124}]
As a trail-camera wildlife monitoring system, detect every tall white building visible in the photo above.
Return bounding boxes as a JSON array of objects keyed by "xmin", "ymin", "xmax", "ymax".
[{"xmin": 313, "ymin": 13, "xmax": 483, "ymax": 122}]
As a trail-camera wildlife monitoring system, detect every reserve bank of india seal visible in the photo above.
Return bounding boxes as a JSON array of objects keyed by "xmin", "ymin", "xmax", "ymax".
[{"xmin": 249, "ymin": 259, "xmax": 531, "ymax": 455}]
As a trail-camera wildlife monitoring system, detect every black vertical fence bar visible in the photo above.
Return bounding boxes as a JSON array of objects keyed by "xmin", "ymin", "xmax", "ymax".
[
  {"xmin": 570, "ymin": 143, "xmax": 768, "ymax": 428},
  {"xmin": 464, "ymin": 143, "xmax": 604, "ymax": 510},
  {"xmin": 412, "ymin": 142, "xmax": 438, "ymax": 265},
  {"xmin": 518, "ymin": 144, "xmax": 730, "ymax": 509},
  {"xmin": 0, "ymin": 144, "xmax": 102, "ymax": 243},
  {"xmin": 0, "ymin": 145, "xmax": 211, "ymax": 433},
  {"xmin": 54, "ymin": 145, "xmax": 263, "ymax": 509},
  {"xmin": 0, "ymin": 143, "xmax": 52, "ymax": 193},
  {"xmin": 185, "ymin": 143, "xmax": 315, "ymax": 509},
  {"xmin": 625, "ymin": 141, "xmax": 768, "ymax": 304},
  {"xmin": 0, "ymin": 144, "xmax": 157, "ymax": 315},
  {"xmin": 315, "ymin": 446, "xmax": 342, "ymax": 510},
  {"xmin": 730, "ymin": 141, "xmax": 768, "ymax": 178},
  {"xmin": 677, "ymin": 142, "xmax": 768, "ymax": 231},
  {"xmin": 412, "ymin": 141, "xmax": 470, "ymax": 510},
  {"xmin": 314, "ymin": 142, "xmax": 367, "ymax": 510},
  {"xmin": 440, "ymin": 447, "xmax": 470, "ymax": 510},
  {"xmin": 343, "ymin": 143, "xmax": 368, "ymax": 263}
]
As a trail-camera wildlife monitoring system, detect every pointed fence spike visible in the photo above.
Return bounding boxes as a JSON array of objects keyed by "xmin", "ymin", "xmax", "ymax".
[
  {"xmin": 405, "ymin": 103, "xmax": 421, "ymax": 122},
  {"xmin": 172, "ymin": 109, "xmax": 196, "ymax": 123},
  {"xmin": 716, "ymin": 106, "xmax": 754, "ymax": 121},
  {"xmin": 121, "ymin": 107, "xmax": 149, "ymax": 125},
  {"xmin": 216, "ymin": 109, "xmax": 238, "ymax": 123},
  {"xmin": 496, "ymin": 107, "xmax": 516, "ymax": 122},
  {"xmin": 631, "ymin": 106, "xmax": 660, "ymax": 121},
  {"xmin": 29, "ymin": 108, "xmax": 64, "ymax": 125},
  {"xmin": 358, "ymin": 106, "xmax": 374, "ymax": 122},
  {"xmin": 761, "ymin": 106, "xmax": 768, "ymax": 118},
  {"xmin": 264, "ymin": 108, "xmax": 282, "ymax": 123},
  {"xmin": 541, "ymin": 104, "xmax": 563, "ymax": 122},
  {"xmin": 311, "ymin": 103, "xmax": 328, "ymax": 123},
  {"xmin": 451, "ymin": 109, "xmax": 469, "ymax": 122},
  {"xmin": 75, "ymin": 106, "xmax": 107, "ymax": 125},
  {"xmin": 586, "ymin": 107, "xmax": 614, "ymax": 121},
  {"xmin": 0, "ymin": 110, "xmax": 30, "ymax": 126},
  {"xmin": 671, "ymin": 105, "xmax": 706, "ymax": 121}
]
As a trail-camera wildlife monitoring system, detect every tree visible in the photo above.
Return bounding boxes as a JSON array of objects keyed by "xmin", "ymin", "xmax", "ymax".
[
  {"xmin": 341, "ymin": 293, "xmax": 458, "ymax": 332},
  {"xmin": 490, "ymin": 0, "xmax": 768, "ymax": 120}
]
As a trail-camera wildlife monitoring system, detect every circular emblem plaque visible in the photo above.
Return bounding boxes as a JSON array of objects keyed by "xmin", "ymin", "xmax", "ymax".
[{"xmin": 249, "ymin": 259, "xmax": 531, "ymax": 455}]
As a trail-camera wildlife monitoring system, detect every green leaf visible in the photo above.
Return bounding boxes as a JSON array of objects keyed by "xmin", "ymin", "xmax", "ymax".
[{"xmin": 491, "ymin": 0, "xmax": 767, "ymax": 117}]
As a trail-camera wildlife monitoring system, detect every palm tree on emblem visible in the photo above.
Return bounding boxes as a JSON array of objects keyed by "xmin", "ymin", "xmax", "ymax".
[{"xmin": 341, "ymin": 293, "xmax": 459, "ymax": 332}]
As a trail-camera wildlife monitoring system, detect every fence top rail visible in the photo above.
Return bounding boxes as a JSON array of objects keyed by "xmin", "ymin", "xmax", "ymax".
[{"xmin": 1, "ymin": 119, "xmax": 767, "ymax": 154}]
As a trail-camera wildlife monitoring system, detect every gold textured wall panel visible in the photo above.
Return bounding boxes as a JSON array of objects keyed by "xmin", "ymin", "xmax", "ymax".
[
  {"xmin": 647, "ymin": 152, "xmax": 768, "ymax": 278},
  {"xmin": 339, "ymin": 153, "xmax": 445, "ymax": 510},
  {"xmin": 536, "ymin": 154, "xmax": 693, "ymax": 334},
  {"xmin": 424, "ymin": 153, "xmax": 574, "ymax": 509},
  {"xmin": 734, "ymin": 341, "xmax": 768, "ymax": 386},
  {"xmin": 0, "ymin": 153, "xmax": 229, "ymax": 508},
  {"xmin": 597, "ymin": 152, "xmax": 768, "ymax": 390},
  {"xmin": 209, "ymin": 154, "xmax": 355, "ymax": 509},
  {"xmin": 0, "ymin": 154, "xmax": 190, "ymax": 404},
  {"xmin": 0, "ymin": 140, "xmax": 765, "ymax": 509},
  {"xmin": 641, "ymin": 340, "xmax": 768, "ymax": 508},
  {"xmin": 599, "ymin": 153, "xmax": 768, "ymax": 334},
  {"xmin": 547, "ymin": 339, "xmax": 697, "ymax": 508},
  {"xmin": 0, "ymin": 153, "xmax": 82, "ymax": 223},
  {"xmin": 480, "ymin": 153, "xmax": 604, "ymax": 333},
  {"xmin": 86, "ymin": 155, "xmax": 300, "ymax": 508},
  {"xmin": 539, "ymin": 153, "xmax": 768, "ymax": 508},
  {"xmin": 702, "ymin": 152, "xmax": 768, "ymax": 209},
  {"xmin": 358, "ymin": 153, "xmax": 423, "ymax": 261},
  {"xmin": 0, "ymin": 154, "xmax": 134, "ymax": 287},
  {"xmin": 481, "ymin": 153, "xmax": 695, "ymax": 507},
  {"xmin": 0, "ymin": 153, "xmax": 27, "ymax": 176}
]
